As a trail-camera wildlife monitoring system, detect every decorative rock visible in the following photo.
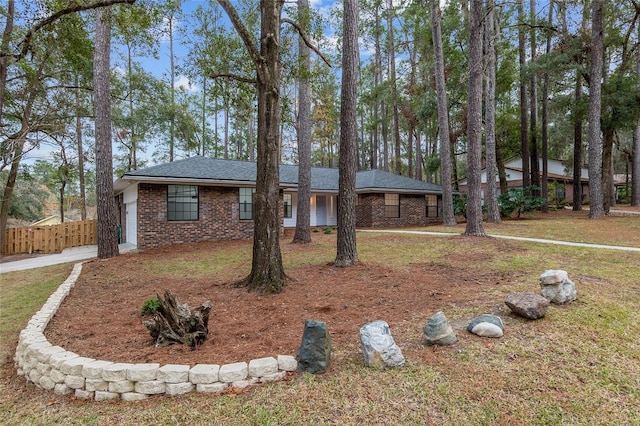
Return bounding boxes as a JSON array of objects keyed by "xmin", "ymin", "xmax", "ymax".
[
  {"xmin": 165, "ymin": 382, "xmax": 194, "ymax": 396},
  {"xmin": 74, "ymin": 389, "xmax": 94, "ymax": 400},
  {"xmin": 85, "ymin": 378, "xmax": 109, "ymax": 392},
  {"xmin": 94, "ymin": 391, "xmax": 119, "ymax": 401},
  {"xmin": 260, "ymin": 371, "xmax": 287, "ymax": 383},
  {"xmin": 505, "ymin": 292, "xmax": 550, "ymax": 319},
  {"xmin": 189, "ymin": 364, "xmax": 220, "ymax": 384},
  {"xmin": 249, "ymin": 357, "xmax": 278, "ymax": 378},
  {"xmin": 158, "ymin": 364, "xmax": 190, "ymax": 383},
  {"xmin": 277, "ymin": 355, "xmax": 297, "ymax": 372},
  {"xmin": 39, "ymin": 375, "xmax": 56, "ymax": 390},
  {"xmin": 64, "ymin": 375, "xmax": 85, "ymax": 389},
  {"xmin": 232, "ymin": 377, "xmax": 259, "ymax": 389},
  {"xmin": 540, "ymin": 270, "xmax": 577, "ymax": 304},
  {"xmin": 127, "ymin": 363, "xmax": 159, "ymax": 382},
  {"xmin": 296, "ymin": 319, "xmax": 332, "ymax": 374},
  {"xmin": 219, "ymin": 362, "xmax": 248, "ymax": 383},
  {"xmin": 53, "ymin": 383, "xmax": 72, "ymax": 395},
  {"xmin": 467, "ymin": 315, "xmax": 504, "ymax": 338},
  {"xmin": 108, "ymin": 380, "xmax": 134, "ymax": 393},
  {"xmin": 359, "ymin": 320, "xmax": 405, "ymax": 369},
  {"xmin": 196, "ymin": 382, "xmax": 228, "ymax": 393},
  {"xmin": 121, "ymin": 392, "xmax": 148, "ymax": 402},
  {"xmin": 60, "ymin": 357, "xmax": 95, "ymax": 376},
  {"xmin": 134, "ymin": 380, "xmax": 165, "ymax": 395},
  {"xmin": 82, "ymin": 360, "xmax": 114, "ymax": 379},
  {"xmin": 103, "ymin": 363, "xmax": 134, "ymax": 382},
  {"xmin": 423, "ymin": 311, "xmax": 457, "ymax": 346}
]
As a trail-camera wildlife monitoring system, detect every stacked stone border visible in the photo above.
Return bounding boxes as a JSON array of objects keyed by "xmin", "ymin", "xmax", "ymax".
[{"xmin": 14, "ymin": 263, "xmax": 298, "ymax": 401}]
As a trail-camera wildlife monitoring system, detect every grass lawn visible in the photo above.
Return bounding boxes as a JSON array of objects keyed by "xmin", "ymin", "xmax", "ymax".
[{"xmin": 1, "ymin": 210, "xmax": 639, "ymax": 425}]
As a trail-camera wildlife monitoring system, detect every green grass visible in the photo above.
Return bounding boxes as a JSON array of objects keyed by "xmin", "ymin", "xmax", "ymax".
[{"xmin": 2, "ymin": 213, "xmax": 640, "ymax": 425}]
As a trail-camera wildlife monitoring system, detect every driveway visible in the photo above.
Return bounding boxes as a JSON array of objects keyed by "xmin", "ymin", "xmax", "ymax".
[{"xmin": 0, "ymin": 243, "xmax": 137, "ymax": 274}]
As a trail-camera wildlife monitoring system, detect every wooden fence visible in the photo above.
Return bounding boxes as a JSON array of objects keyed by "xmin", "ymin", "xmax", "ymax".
[{"xmin": 2, "ymin": 219, "xmax": 97, "ymax": 255}]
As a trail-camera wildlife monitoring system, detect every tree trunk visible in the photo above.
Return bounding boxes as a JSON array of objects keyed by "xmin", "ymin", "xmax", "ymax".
[
  {"xmin": 518, "ymin": 0, "xmax": 530, "ymax": 188},
  {"xmin": 573, "ymin": 70, "xmax": 583, "ymax": 210},
  {"xmin": 75, "ymin": 75, "xmax": 87, "ymax": 220},
  {"xmin": 94, "ymin": 7, "xmax": 119, "ymax": 259},
  {"xmin": 602, "ymin": 126, "xmax": 615, "ymax": 211},
  {"xmin": 529, "ymin": 0, "xmax": 540, "ymax": 192},
  {"xmin": 588, "ymin": 0, "xmax": 605, "ymax": 218},
  {"xmin": 430, "ymin": 0, "xmax": 456, "ymax": 226},
  {"xmin": 386, "ymin": 0, "xmax": 402, "ymax": 176},
  {"xmin": 169, "ymin": 11, "xmax": 176, "ymax": 162},
  {"xmin": 335, "ymin": 0, "xmax": 359, "ymax": 267},
  {"xmin": 464, "ymin": 0, "xmax": 486, "ymax": 237},
  {"xmin": 292, "ymin": 0, "xmax": 312, "ymax": 244},
  {"xmin": 143, "ymin": 290, "xmax": 211, "ymax": 349},
  {"xmin": 633, "ymin": 41, "xmax": 640, "ymax": 206},
  {"xmin": 0, "ymin": 0, "xmax": 14, "ymax": 125},
  {"xmin": 541, "ymin": 0, "xmax": 553, "ymax": 212},
  {"xmin": 485, "ymin": 0, "xmax": 500, "ymax": 223}
]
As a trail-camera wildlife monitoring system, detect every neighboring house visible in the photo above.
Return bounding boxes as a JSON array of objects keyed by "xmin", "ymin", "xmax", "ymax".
[
  {"xmin": 31, "ymin": 215, "xmax": 69, "ymax": 226},
  {"xmin": 458, "ymin": 158, "xmax": 590, "ymax": 204},
  {"xmin": 113, "ymin": 156, "xmax": 445, "ymax": 249}
]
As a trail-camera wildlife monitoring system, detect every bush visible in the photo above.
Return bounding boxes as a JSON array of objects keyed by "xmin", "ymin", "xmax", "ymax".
[
  {"xmin": 323, "ymin": 227, "xmax": 333, "ymax": 234},
  {"xmin": 498, "ymin": 186, "xmax": 546, "ymax": 218},
  {"xmin": 140, "ymin": 297, "xmax": 160, "ymax": 316}
]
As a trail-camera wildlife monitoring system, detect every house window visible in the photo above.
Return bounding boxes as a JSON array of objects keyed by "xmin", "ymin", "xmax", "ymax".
[
  {"xmin": 283, "ymin": 193, "xmax": 292, "ymax": 218},
  {"xmin": 239, "ymin": 187, "xmax": 255, "ymax": 220},
  {"xmin": 426, "ymin": 194, "xmax": 439, "ymax": 218},
  {"xmin": 385, "ymin": 193, "xmax": 400, "ymax": 218},
  {"xmin": 167, "ymin": 185, "xmax": 198, "ymax": 221}
]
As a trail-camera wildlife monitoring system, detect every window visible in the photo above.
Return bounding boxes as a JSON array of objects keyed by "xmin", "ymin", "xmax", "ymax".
[
  {"xmin": 283, "ymin": 193, "xmax": 292, "ymax": 218},
  {"xmin": 167, "ymin": 185, "xmax": 198, "ymax": 221},
  {"xmin": 239, "ymin": 187, "xmax": 255, "ymax": 220},
  {"xmin": 385, "ymin": 193, "xmax": 400, "ymax": 218},
  {"xmin": 426, "ymin": 194, "xmax": 439, "ymax": 218}
]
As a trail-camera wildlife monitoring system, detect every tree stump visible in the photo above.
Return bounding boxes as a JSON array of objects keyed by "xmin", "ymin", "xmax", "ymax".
[{"xmin": 143, "ymin": 290, "xmax": 211, "ymax": 349}]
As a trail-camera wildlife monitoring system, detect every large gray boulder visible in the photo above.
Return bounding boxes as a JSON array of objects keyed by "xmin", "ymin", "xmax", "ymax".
[
  {"xmin": 540, "ymin": 270, "xmax": 577, "ymax": 304},
  {"xmin": 423, "ymin": 311, "xmax": 457, "ymax": 346},
  {"xmin": 359, "ymin": 320, "xmax": 405, "ymax": 369},
  {"xmin": 296, "ymin": 319, "xmax": 332, "ymax": 374},
  {"xmin": 505, "ymin": 292, "xmax": 550, "ymax": 319},
  {"xmin": 467, "ymin": 314, "xmax": 504, "ymax": 338}
]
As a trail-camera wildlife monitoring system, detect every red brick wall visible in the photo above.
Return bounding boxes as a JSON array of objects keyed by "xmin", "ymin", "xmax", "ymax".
[
  {"xmin": 136, "ymin": 184, "xmax": 268, "ymax": 249},
  {"xmin": 356, "ymin": 193, "xmax": 440, "ymax": 228}
]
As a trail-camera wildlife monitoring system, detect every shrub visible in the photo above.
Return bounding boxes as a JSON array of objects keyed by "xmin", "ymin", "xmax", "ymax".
[
  {"xmin": 498, "ymin": 186, "xmax": 546, "ymax": 218},
  {"xmin": 140, "ymin": 297, "xmax": 160, "ymax": 316},
  {"xmin": 323, "ymin": 227, "xmax": 333, "ymax": 234}
]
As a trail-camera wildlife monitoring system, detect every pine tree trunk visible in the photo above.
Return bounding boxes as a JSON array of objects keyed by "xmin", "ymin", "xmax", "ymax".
[
  {"xmin": 485, "ymin": 0, "xmax": 500, "ymax": 223},
  {"xmin": 541, "ymin": 0, "xmax": 553, "ymax": 212},
  {"xmin": 529, "ymin": 0, "xmax": 540, "ymax": 191},
  {"xmin": 588, "ymin": 0, "xmax": 605, "ymax": 218},
  {"xmin": 292, "ymin": 0, "xmax": 312, "ymax": 244},
  {"xmin": 573, "ymin": 71, "xmax": 583, "ymax": 210},
  {"xmin": 335, "ymin": 0, "xmax": 359, "ymax": 267},
  {"xmin": 633, "ymin": 42, "xmax": 640, "ymax": 206},
  {"xmin": 464, "ymin": 0, "xmax": 486, "ymax": 237},
  {"xmin": 430, "ymin": 0, "xmax": 456, "ymax": 226},
  {"xmin": 518, "ymin": 0, "xmax": 530, "ymax": 188},
  {"xmin": 94, "ymin": 7, "xmax": 119, "ymax": 259}
]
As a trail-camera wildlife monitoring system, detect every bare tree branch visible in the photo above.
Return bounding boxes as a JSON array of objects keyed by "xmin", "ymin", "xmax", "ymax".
[
  {"xmin": 282, "ymin": 18, "xmax": 332, "ymax": 67},
  {"xmin": 209, "ymin": 73, "xmax": 257, "ymax": 85},
  {"xmin": 12, "ymin": 0, "xmax": 137, "ymax": 60}
]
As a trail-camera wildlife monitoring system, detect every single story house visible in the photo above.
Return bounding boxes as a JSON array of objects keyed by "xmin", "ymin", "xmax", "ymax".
[
  {"xmin": 113, "ymin": 156, "xmax": 445, "ymax": 249},
  {"xmin": 458, "ymin": 157, "xmax": 590, "ymax": 203}
]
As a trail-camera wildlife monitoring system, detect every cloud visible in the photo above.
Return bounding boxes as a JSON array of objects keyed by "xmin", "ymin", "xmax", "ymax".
[{"xmin": 174, "ymin": 75, "xmax": 198, "ymax": 92}]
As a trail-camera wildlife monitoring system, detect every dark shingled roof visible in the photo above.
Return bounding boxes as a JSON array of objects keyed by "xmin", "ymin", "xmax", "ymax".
[{"xmin": 119, "ymin": 156, "xmax": 443, "ymax": 194}]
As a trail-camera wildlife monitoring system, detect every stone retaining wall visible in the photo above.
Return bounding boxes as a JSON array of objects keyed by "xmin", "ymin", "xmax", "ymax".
[{"xmin": 14, "ymin": 263, "xmax": 297, "ymax": 401}]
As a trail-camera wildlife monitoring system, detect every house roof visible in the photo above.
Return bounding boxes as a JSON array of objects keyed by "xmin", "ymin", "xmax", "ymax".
[{"xmin": 115, "ymin": 156, "xmax": 443, "ymax": 195}]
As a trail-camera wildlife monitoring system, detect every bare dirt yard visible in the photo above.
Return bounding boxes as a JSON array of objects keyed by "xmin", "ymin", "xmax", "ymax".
[{"xmin": 44, "ymin": 233, "xmax": 512, "ymax": 367}]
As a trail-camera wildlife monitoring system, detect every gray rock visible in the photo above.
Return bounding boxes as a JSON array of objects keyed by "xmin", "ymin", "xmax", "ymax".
[
  {"xmin": 423, "ymin": 312, "xmax": 457, "ymax": 346},
  {"xmin": 359, "ymin": 320, "xmax": 405, "ymax": 369},
  {"xmin": 467, "ymin": 315, "xmax": 504, "ymax": 338},
  {"xmin": 539, "ymin": 270, "xmax": 577, "ymax": 304},
  {"xmin": 505, "ymin": 292, "xmax": 550, "ymax": 319},
  {"xmin": 296, "ymin": 319, "xmax": 332, "ymax": 374}
]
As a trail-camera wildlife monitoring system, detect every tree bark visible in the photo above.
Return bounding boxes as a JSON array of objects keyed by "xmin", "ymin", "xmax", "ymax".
[
  {"xmin": 94, "ymin": 7, "xmax": 119, "ymax": 259},
  {"xmin": 518, "ymin": 0, "xmax": 530, "ymax": 188},
  {"xmin": 0, "ymin": 0, "xmax": 14, "ymax": 126},
  {"xmin": 335, "ymin": 0, "xmax": 359, "ymax": 267},
  {"xmin": 386, "ymin": 0, "xmax": 402, "ymax": 175},
  {"xmin": 292, "ymin": 0, "xmax": 312, "ymax": 244},
  {"xmin": 430, "ymin": 1, "xmax": 456, "ymax": 226},
  {"xmin": 541, "ymin": 0, "xmax": 553, "ymax": 212},
  {"xmin": 573, "ymin": 70, "xmax": 583, "ymax": 210},
  {"xmin": 144, "ymin": 290, "xmax": 211, "ymax": 349},
  {"xmin": 218, "ymin": 0, "xmax": 287, "ymax": 293},
  {"xmin": 588, "ymin": 0, "xmax": 605, "ymax": 218},
  {"xmin": 484, "ymin": 0, "xmax": 500, "ymax": 223},
  {"xmin": 633, "ymin": 38, "xmax": 640, "ymax": 206},
  {"xmin": 529, "ymin": 0, "xmax": 540, "ymax": 191},
  {"xmin": 464, "ymin": 0, "xmax": 486, "ymax": 237}
]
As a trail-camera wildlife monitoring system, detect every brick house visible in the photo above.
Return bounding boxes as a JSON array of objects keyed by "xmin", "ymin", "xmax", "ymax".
[{"xmin": 114, "ymin": 156, "xmax": 445, "ymax": 250}]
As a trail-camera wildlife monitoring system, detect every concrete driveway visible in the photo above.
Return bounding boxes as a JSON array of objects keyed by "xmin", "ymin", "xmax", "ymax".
[{"xmin": 0, "ymin": 243, "xmax": 136, "ymax": 274}]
